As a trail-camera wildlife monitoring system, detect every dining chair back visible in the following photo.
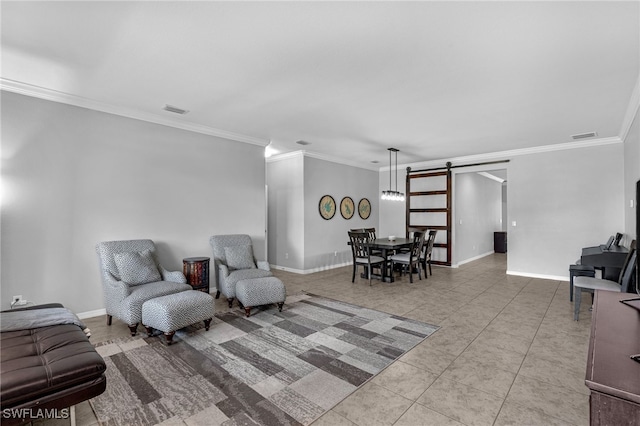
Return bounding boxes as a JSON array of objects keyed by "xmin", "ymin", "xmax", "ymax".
[
  {"xmin": 421, "ymin": 230, "xmax": 437, "ymax": 277},
  {"xmin": 390, "ymin": 231, "xmax": 425, "ymax": 283},
  {"xmin": 348, "ymin": 230, "xmax": 385, "ymax": 286}
]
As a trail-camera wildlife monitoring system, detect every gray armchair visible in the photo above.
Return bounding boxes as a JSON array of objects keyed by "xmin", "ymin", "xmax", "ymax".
[
  {"xmin": 209, "ymin": 234, "xmax": 273, "ymax": 307},
  {"xmin": 96, "ymin": 239, "xmax": 191, "ymax": 335}
]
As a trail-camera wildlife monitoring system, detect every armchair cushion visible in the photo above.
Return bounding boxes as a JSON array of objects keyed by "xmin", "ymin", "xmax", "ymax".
[
  {"xmin": 114, "ymin": 249, "xmax": 161, "ymax": 285},
  {"xmin": 224, "ymin": 245, "xmax": 256, "ymax": 270}
]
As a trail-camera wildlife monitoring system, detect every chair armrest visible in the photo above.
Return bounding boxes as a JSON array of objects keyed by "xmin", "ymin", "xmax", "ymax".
[
  {"xmin": 104, "ymin": 274, "xmax": 131, "ymax": 302},
  {"xmin": 219, "ymin": 264, "xmax": 230, "ymax": 277},
  {"xmin": 159, "ymin": 265, "xmax": 187, "ymax": 283},
  {"xmin": 257, "ymin": 260, "xmax": 271, "ymax": 271}
]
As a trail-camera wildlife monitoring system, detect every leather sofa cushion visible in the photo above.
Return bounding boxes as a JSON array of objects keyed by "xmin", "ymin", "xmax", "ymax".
[{"xmin": 1, "ymin": 324, "xmax": 106, "ymax": 408}]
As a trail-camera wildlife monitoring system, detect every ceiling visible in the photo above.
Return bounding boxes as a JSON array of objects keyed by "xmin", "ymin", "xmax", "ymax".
[{"xmin": 2, "ymin": 1, "xmax": 638, "ymax": 170}]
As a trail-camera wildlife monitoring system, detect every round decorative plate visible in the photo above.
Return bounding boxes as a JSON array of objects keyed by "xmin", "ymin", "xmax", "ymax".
[
  {"xmin": 340, "ymin": 197, "xmax": 355, "ymax": 219},
  {"xmin": 319, "ymin": 195, "xmax": 336, "ymax": 220},
  {"xmin": 358, "ymin": 198, "xmax": 371, "ymax": 219}
]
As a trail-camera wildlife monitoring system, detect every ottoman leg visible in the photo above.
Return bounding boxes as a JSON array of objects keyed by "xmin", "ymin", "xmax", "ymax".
[
  {"xmin": 215, "ymin": 290, "xmax": 220, "ymax": 299},
  {"xmin": 164, "ymin": 331, "xmax": 175, "ymax": 345},
  {"xmin": 277, "ymin": 302, "xmax": 284, "ymax": 312},
  {"xmin": 128, "ymin": 324, "xmax": 138, "ymax": 336},
  {"xmin": 204, "ymin": 318, "xmax": 212, "ymax": 331},
  {"xmin": 144, "ymin": 325, "xmax": 153, "ymax": 336},
  {"xmin": 227, "ymin": 298, "xmax": 234, "ymax": 308},
  {"xmin": 244, "ymin": 307, "xmax": 252, "ymax": 317},
  {"xmin": 107, "ymin": 315, "xmax": 112, "ymax": 326}
]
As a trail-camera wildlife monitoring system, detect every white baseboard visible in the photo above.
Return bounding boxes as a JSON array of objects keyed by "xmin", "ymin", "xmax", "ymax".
[
  {"xmin": 454, "ymin": 251, "xmax": 495, "ymax": 267},
  {"xmin": 506, "ymin": 270, "xmax": 568, "ymax": 282},
  {"xmin": 78, "ymin": 308, "xmax": 106, "ymax": 319},
  {"xmin": 271, "ymin": 261, "xmax": 352, "ymax": 275}
]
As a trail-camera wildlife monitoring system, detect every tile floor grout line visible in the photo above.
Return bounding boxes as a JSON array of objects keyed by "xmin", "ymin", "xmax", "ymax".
[{"xmin": 396, "ymin": 274, "xmax": 532, "ymax": 426}]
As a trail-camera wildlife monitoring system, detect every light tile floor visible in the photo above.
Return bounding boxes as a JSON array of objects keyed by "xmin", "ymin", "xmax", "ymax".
[{"xmin": 42, "ymin": 254, "xmax": 592, "ymax": 426}]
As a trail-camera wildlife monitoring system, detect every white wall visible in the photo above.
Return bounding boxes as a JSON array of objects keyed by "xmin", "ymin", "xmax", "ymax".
[
  {"xmin": 502, "ymin": 184, "xmax": 508, "ymax": 232},
  {"xmin": 1, "ymin": 92, "xmax": 267, "ymax": 314},
  {"xmin": 304, "ymin": 156, "xmax": 379, "ymax": 271},
  {"xmin": 454, "ymin": 172, "xmax": 502, "ymax": 264},
  {"xmin": 266, "ymin": 153, "xmax": 379, "ymax": 272},
  {"xmin": 266, "ymin": 153, "xmax": 305, "ymax": 270},
  {"xmin": 379, "ymin": 143, "xmax": 625, "ymax": 279},
  {"xmin": 506, "ymin": 144, "xmax": 624, "ymax": 278},
  {"xmin": 623, "ymin": 106, "xmax": 639, "ymax": 243}
]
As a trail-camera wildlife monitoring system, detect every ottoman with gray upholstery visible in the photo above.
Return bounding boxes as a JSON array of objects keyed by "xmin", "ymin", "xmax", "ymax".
[
  {"xmin": 235, "ymin": 276, "xmax": 286, "ymax": 317},
  {"xmin": 142, "ymin": 290, "xmax": 214, "ymax": 344}
]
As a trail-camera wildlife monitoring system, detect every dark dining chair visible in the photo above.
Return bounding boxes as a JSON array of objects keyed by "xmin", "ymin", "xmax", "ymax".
[
  {"xmin": 348, "ymin": 230, "xmax": 385, "ymax": 286},
  {"xmin": 390, "ymin": 231, "xmax": 425, "ymax": 283},
  {"xmin": 420, "ymin": 230, "xmax": 437, "ymax": 278}
]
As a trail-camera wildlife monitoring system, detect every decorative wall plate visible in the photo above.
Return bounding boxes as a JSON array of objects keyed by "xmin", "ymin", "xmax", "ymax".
[
  {"xmin": 340, "ymin": 197, "xmax": 355, "ymax": 219},
  {"xmin": 319, "ymin": 195, "xmax": 336, "ymax": 220},
  {"xmin": 358, "ymin": 198, "xmax": 371, "ymax": 219}
]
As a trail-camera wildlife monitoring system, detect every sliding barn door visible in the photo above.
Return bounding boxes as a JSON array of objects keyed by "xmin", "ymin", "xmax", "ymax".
[{"xmin": 405, "ymin": 168, "xmax": 452, "ymax": 266}]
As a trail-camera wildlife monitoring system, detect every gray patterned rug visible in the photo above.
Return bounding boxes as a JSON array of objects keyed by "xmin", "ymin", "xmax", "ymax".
[{"xmin": 90, "ymin": 293, "xmax": 439, "ymax": 425}]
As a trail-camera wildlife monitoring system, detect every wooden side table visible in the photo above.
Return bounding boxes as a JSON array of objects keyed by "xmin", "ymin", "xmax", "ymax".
[{"xmin": 183, "ymin": 257, "xmax": 210, "ymax": 293}]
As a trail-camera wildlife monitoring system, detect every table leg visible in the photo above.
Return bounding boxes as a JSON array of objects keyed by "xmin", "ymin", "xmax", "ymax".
[{"xmin": 382, "ymin": 248, "xmax": 394, "ymax": 283}]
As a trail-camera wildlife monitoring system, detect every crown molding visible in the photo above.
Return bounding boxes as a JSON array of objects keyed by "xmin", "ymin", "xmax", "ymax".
[
  {"xmin": 620, "ymin": 73, "xmax": 640, "ymax": 142},
  {"xmin": 0, "ymin": 78, "xmax": 269, "ymax": 147},
  {"xmin": 271, "ymin": 136, "xmax": 623, "ymax": 172},
  {"xmin": 3, "ymin": 77, "xmax": 629, "ymax": 166},
  {"xmin": 477, "ymin": 171, "xmax": 505, "ymax": 183},
  {"xmin": 302, "ymin": 151, "xmax": 380, "ymax": 171},
  {"xmin": 268, "ymin": 149, "xmax": 379, "ymax": 171},
  {"xmin": 266, "ymin": 150, "xmax": 305, "ymax": 163},
  {"xmin": 395, "ymin": 136, "xmax": 623, "ymax": 172}
]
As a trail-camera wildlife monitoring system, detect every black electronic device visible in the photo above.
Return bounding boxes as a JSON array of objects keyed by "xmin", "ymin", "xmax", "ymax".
[
  {"xmin": 604, "ymin": 235, "xmax": 615, "ymax": 250},
  {"xmin": 614, "ymin": 232, "xmax": 623, "ymax": 247}
]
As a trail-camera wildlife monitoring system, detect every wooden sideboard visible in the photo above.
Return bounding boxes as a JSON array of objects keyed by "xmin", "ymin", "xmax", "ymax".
[{"xmin": 585, "ymin": 291, "xmax": 640, "ymax": 425}]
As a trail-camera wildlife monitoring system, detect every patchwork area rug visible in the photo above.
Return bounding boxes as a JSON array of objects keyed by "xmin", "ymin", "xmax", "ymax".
[{"xmin": 90, "ymin": 293, "xmax": 439, "ymax": 425}]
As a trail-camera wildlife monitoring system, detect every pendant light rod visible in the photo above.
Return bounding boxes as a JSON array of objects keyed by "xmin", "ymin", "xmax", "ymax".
[
  {"xmin": 395, "ymin": 148, "xmax": 398, "ymax": 192},
  {"xmin": 389, "ymin": 148, "xmax": 392, "ymax": 192},
  {"xmin": 381, "ymin": 148, "xmax": 404, "ymax": 201}
]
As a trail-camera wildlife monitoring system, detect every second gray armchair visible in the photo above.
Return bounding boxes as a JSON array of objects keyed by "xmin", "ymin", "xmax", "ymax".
[{"xmin": 209, "ymin": 234, "xmax": 273, "ymax": 307}]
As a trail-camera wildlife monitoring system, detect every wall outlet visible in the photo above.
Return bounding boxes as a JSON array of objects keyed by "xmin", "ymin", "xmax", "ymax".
[
  {"xmin": 285, "ymin": 253, "xmax": 289, "ymax": 259},
  {"xmin": 334, "ymin": 251, "xmax": 337, "ymax": 256}
]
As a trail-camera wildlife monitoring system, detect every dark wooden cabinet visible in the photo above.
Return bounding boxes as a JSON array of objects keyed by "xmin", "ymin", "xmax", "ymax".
[
  {"xmin": 586, "ymin": 291, "xmax": 640, "ymax": 425},
  {"xmin": 183, "ymin": 257, "xmax": 210, "ymax": 293},
  {"xmin": 494, "ymin": 232, "xmax": 507, "ymax": 253}
]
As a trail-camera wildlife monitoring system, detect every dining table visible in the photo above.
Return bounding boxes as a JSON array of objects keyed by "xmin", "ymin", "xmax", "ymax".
[{"xmin": 349, "ymin": 237, "xmax": 413, "ymax": 283}]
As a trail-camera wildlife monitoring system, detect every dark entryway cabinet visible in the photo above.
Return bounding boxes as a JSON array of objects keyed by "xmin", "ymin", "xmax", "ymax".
[{"xmin": 494, "ymin": 232, "xmax": 507, "ymax": 253}]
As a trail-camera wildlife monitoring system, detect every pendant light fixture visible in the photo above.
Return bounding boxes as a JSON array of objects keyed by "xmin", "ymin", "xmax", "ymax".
[{"xmin": 381, "ymin": 148, "xmax": 405, "ymax": 201}]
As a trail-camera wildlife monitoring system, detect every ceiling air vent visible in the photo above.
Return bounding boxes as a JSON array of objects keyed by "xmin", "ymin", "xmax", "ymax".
[
  {"xmin": 571, "ymin": 132, "xmax": 597, "ymax": 140},
  {"xmin": 296, "ymin": 140, "xmax": 311, "ymax": 146},
  {"xmin": 163, "ymin": 104, "xmax": 189, "ymax": 115}
]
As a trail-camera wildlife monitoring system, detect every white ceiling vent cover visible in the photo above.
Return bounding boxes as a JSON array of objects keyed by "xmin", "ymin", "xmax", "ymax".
[
  {"xmin": 571, "ymin": 132, "xmax": 598, "ymax": 140},
  {"xmin": 163, "ymin": 104, "xmax": 189, "ymax": 115}
]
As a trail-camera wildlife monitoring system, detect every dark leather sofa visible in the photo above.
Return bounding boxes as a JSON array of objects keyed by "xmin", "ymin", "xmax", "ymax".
[{"xmin": 0, "ymin": 304, "xmax": 106, "ymax": 425}]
